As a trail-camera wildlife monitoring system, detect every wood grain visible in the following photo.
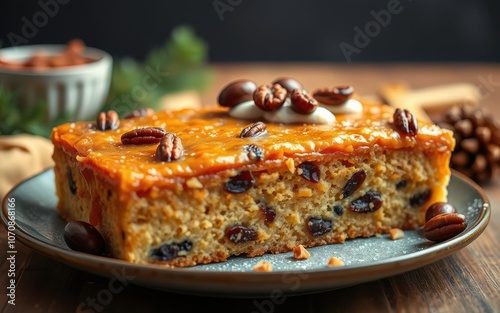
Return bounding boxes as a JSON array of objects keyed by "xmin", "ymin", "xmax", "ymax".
[{"xmin": 1, "ymin": 63, "xmax": 500, "ymax": 313}]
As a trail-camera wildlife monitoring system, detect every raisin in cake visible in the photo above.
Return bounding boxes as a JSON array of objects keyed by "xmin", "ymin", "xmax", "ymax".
[{"xmin": 51, "ymin": 80, "xmax": 455, "ymax": 267}]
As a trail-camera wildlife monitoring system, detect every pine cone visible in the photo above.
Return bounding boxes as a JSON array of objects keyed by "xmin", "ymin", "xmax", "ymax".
[{"xmin": 437, "ymin": 104, "xmax": 500, "ymax": 185}]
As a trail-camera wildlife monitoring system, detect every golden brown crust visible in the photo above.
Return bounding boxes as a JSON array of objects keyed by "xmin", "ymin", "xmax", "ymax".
[{"xmin": 51, "ymin": 102, "xmax": 454, "ymax": 191}]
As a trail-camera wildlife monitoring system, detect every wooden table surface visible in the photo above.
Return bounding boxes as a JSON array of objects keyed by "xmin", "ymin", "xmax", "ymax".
[{"xmin": 1, "ymin": 63, "xmax": 499, "ymax": 313}]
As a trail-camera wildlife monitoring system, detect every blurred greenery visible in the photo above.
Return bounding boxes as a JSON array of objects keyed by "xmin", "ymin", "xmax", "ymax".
[
  {"xmin": 0, "ymin": 86, "xmax": 70, "ymax": 138},
  {"xmin": 0, "ymin": 25, "xmax": 213, "ymax": 138},
  {"xmin": 101, "ymin": 25, "xmax": 213, "ymax": 115}
]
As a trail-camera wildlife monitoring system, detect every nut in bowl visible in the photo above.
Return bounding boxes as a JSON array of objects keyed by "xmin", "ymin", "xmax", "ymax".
[{"xmin": 0, "ymin": 39, "xmax": 112, "ymax": 121}]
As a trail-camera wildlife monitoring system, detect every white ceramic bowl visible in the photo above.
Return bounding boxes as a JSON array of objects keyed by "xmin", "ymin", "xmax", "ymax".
[{"xmin": 0, "ymin": 44, "xmax": 112, "ymax": 121}]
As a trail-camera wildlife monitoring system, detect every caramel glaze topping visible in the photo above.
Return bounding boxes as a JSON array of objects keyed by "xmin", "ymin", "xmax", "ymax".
[{"xmin": 51, "ymin": 101, "xmax": 455, "ymax": 192}]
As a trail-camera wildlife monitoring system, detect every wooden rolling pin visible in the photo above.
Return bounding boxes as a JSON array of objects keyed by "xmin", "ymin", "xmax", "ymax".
[{"xmin": 377, "ymin": 82, "xmax": 481, "ymax": 123}]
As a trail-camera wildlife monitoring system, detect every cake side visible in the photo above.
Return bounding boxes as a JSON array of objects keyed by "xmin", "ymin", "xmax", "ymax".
[{"xmin": 53, "ymin": 140, "xmax": 451, "ymax": 266}]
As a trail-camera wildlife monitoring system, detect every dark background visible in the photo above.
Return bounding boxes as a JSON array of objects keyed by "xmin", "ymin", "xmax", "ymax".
[{"xmin": 1, "ymin": 0, "xmax": 499, "ymax": 63}]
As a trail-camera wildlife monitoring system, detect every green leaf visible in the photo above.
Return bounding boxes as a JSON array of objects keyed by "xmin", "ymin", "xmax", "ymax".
[{"xmin": 0, "ymin": 86, "xmax": 71, "ymax": 138}]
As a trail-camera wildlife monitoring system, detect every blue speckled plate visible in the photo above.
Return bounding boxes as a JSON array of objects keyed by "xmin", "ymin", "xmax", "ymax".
[{"xmin": 1, "ymin": 169, "xmax": 491, "ymax": 297}]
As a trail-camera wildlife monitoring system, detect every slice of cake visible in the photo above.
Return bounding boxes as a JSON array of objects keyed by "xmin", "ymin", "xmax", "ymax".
[{"xmin": 51, "ymin": 79, "xmax": 455, "ymax": 267}]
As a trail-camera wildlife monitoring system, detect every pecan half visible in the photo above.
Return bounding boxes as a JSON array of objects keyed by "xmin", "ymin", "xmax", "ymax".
[
  {"xmin": 124, "ymin": 107, "xmax": 155, "ymax": 119},
  {"xmin": 121, "ymin": 127, "xmax": 167, "ymax": 145},
  {"xmin": 290, "ymin": 89, "xmax": 318, "ymax": 114},
  {"xmin": 218, "ymin": 79, "xmax": 257, "ymax": 108},
  {"xmin": 312, "ymin": 85, "xmax": 353, "ymax": 106},
  {"xmin": 240, "ymin": 121, "xmax": 267, "ymax": 138},
  {"xmin": 97, "ymin": 110, "xmax": 120, "ymax": 131},
  {"xmin": 253, "ymin": 83, "xmax": 287, "ymax": 111},
  {"xmin": 423, "ymin": 213, "xmax": 467, "ymax": 242},
  {"xmin": 393, "ymin": 108, "xmax": 418, "ymax": 136},
  {"xmin": 271, "ymin": 77, "xmax": 303, "ymax": 95},
  {"xmin": 155, "ymin": 133, "xmax": 184, "ymax": 162},
  {"xmin": 425, "ymin": 202, "xmax": 457, "ymax": 223}
]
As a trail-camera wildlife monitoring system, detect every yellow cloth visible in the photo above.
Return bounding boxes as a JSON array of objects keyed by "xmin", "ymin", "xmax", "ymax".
[{"xmin": 0, "ymin": 134, "xmax": 54, "ymax": 200}]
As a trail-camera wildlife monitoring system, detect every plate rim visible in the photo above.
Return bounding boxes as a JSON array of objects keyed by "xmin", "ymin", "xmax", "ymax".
[{"xmin": 1, "ymin": 168, "xmax": 492, "ymax": 297}]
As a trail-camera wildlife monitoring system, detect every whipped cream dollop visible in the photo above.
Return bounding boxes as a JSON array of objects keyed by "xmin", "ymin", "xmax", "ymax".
[
  {"xmin": 320, "ymin": 98, "xmax": 363, "ymax": 115},
  {"xmin": 228, "ymin": 98, "xmax": 362, "ymax": 125},
  {"xmin": 263, "ymin": 104, "xmax": 336, "ymax": 125}
]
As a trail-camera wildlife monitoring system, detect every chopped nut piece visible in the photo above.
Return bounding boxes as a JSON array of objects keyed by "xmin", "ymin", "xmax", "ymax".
[
  {"xmin": 293, "ymin": 245, "xmax": 311, "ymax": 260},
  {"xmin": 285, "ymin": 158, "xmax": 296, "ymax": 173},
  {"xmin": 327, "ymin": 256, "xmax": 345, "ymax": 267},
  {"xmin": 200, "ymin": 220, "xmax": 213, "ymax": 229},
  {"xmin": 253, "ymin": 260, "xmax": 273, "ymax": 272},
  {"xmin": 297, "ymin": 187, "xmax": 313, "ymax": 197},
  {"xmin": 389, "ymin": 228, "xmax": 405, "ymax": 240},
  {"xmin": 186, "ymin": 177, "xmax": 203, "ymax": 189}
]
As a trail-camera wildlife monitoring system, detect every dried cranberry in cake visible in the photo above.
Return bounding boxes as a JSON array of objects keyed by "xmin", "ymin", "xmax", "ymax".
[
  {"xmin": 64, "ymin": 221, "xmax": 105, "ymax": 255},
  {"xmin": 290, "ymin": 89, "xmax": 318, "ymax": 114},
  {"xmin": 67, "ymin": 167, "xmax": 77, "ymax": 195},
  {"xmin": 342, "ymin": 169, "xmax": 366, "ymax": 198},
  {"xmin": 244, "ymin": 144, "xmax": 264, "ymax": 161},
  {"xmin": 425, "ymin": 202, "xmax": 457, "ymax": 223},
  {"xmin": 410, "ymin": 189, "xmax": 431, "ymax": 208},
  {"xmin": 240, "ymin": 121, "xmax": 267, "ymax": 138},
  {"xmin": 218, "ymin": 79, "xmax": 257, "ymax": 108},
  {"xmin": 225, "ymin": 225, "xmax": 258, "ymax": 243},
  {"xmin": 258, "ymin": 203, "xmax": 277, "ymax": 225},
  {"xmin": 396, "ymin": 180, "xmax": 407, "ymax": 189},
  {"xmin": 312, "ymin": 85, "xmax": 354, "ymax": 106},
  {"xmin": 333, "ymin": 205, "xmax": 344, "ymax": 216},
  {"xmin": 223, "ymin": 171, "xmax": 256, "ymax": 194},
  {"xmin": 150, "ymin": 240, "xmax": 193, "ymax": 261},
  {"xmin": 393, "ymin": 108, "xmax": 418, "ymax": 136},
  {"xmin": 307, "ymin": 217, "xmax": 333, "ymax": 236},
  {"xmin": 253, "ymin": 83, "xmax": 287, "ymax": 111},
  {"xmin": 349, "ymin": 191, "xmax": 383, "ymax": 213},
  {"xmin": 271, "ymin": 77, "xmax": 303, "ymax": 95},
  {"xmin": 298, "ymin": 162, "xmax": 320, "ymax": 183}
]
